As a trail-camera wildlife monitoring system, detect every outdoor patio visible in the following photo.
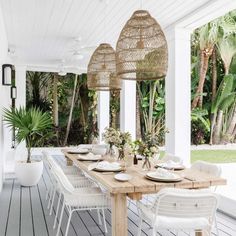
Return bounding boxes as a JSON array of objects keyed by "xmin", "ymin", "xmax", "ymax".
[
  {"xmin": 1, "ymin": 155, "xmax": 236, "ymax": 236},
  {"xmin": 0, "ymin": 0, "xmax": 236, "ymax": 236}
]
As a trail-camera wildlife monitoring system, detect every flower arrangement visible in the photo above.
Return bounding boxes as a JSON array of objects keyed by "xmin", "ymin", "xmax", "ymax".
[
  {"xmin": 135, "ymin": 133, "xmax": 159, "ymax": 157},
  {"xmin": 102, "ymin": 127, "xmax": 121, "ymax": 147},
  {"xmin": 102, "ymin": 127, "xmax": 132, "ymax": 159},
  {"xmin": 116, "ymin": 132, "xmax": 132, "ymax": 159},
  {"xmin": 134, "ymin": 133, "xmax": 159, "ymax": 170}
]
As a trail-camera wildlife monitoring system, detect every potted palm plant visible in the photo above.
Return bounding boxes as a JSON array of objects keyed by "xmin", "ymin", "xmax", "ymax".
[{"xmin": 3, "ymin": 106, "xmax": 52, "ymax": 186}]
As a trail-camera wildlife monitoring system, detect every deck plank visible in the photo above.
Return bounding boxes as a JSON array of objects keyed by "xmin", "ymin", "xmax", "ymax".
[
  {"xmin": 0, "ymin": 179, "xmax": 14, "ymax": 236},
  {"xmin": 30, "ymin": 184, "xmax": 48, "ymax": 236},
  {"xmin": 20, "ymin": 186, "xmax": 34, "ymax": 236},
  {"xmin": 6, "ymin": 180, "xmax": 21, "ymax": 236}
]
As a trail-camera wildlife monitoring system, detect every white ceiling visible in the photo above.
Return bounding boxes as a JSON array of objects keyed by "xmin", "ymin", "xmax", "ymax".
[{"xmin": 0, "ymin": 0, "xmax": 235, "ymax": 73}]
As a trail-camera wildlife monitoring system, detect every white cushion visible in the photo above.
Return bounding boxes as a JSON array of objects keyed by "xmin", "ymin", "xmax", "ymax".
[
  {"xmin": 64, "ymin": 187, "xmax": 109, "ymax": 208},
  {"xmin": 156, "ymin": 216, "xmax": 209, "ymax": 230},
  {"xmin": 138, "ymin": 203, "xmax": 210, "ymax": 231}
]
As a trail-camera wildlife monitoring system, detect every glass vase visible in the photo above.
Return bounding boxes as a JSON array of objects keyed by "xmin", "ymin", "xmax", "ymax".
[
  {"xmin": 118, "ymin": 148, "xmax": 125, "ymax": 160},
  {"xmin": 142, "ymin": 156, "xmax": 151, "ymax": 171},
  {"xmin": 108, "ymin": 144, "xmax": 116, "ymax": 159}
]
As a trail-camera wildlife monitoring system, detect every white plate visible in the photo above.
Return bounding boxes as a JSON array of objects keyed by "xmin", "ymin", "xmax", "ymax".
[
  {"xmin": 155, "ymin": 163, "xmax": 185, "ymax": 170},
  {"xmin": 95, "ymin": 166, "xmax": 122, "ymax": 172},
  {"xmin": 146, "ymin": 171, "xmax": 182, "ymax": 182},
  {"xmin": 114, "ymin": 173, "xmax": 132, "ymax": 182},
  {"xmin": 77, "ymin": 155, "xmax": 102, "ymax": 161},
  {"xmin": 68, "ymin": 148, "xmax": 89, "ymax": 154}
]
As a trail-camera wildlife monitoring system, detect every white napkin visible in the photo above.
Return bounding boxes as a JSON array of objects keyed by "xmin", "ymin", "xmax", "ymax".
[
  {"xmin": 96, "ymin": 161, "xmax": 120, "ymax": 169},
  {"xmin": 88, "ymin": 162, "xmax": 99, "ymax": 171},
  {"xmin": 78, "ymin": 152, "xmax": 101, "ymax": 159},
  {"xmin": 88, "ymin": 161, "xmax": 120, "ymax": 171},
  {"xmin": 159, "ymin": 160, "xmax": 181, "ymax": 169},
  {"xmin": 155, "ymin": 168, "xmax": 176, "ymax": 178}
]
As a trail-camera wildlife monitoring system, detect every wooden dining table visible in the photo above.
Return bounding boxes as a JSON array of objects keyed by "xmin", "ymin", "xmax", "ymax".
[{"xmin": 62, "ymin": 150, "xmax": 227, "ymax": 236}]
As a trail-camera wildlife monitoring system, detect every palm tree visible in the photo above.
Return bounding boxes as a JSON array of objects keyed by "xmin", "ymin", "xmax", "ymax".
[
  {"xmin": 192, "ymin": 14, "xmax": 236, "ymax": 109},
  {"xmin": 191, "ymin": 23, "xmax": 217, "ymax": 109},
  {"xmin": 217, "ymin": 34, "xmax": 236, "ymax": 75},
  {"xmin": 210, "ymin": 75, "xmax": 235, "ymax": 144},
  {"xmin": 63, "ymin": 74, "xmax": 78, "ymax": 146}
]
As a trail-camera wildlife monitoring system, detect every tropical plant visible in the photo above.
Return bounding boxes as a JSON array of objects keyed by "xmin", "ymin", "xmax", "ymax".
[
  {"xmin": 137, "ymin": 80, "xmax": 165, "ymax": 141},
  {"xmin": 3, "ymin": 107, "xmax": 52, "ymax": 163},
  {"xmin": 63, "ymin": 74, "xmax": 78, "ymax": 146},
  {"xmin": 26, "ymin": 71, "xmax": 51, "ymax": 112},
  {"xmin": 210, "ymin": 74, "xmax": 235, "ymax": 144},
  {"xmin": 110, "ymin": 90, "xmax": 120, "ymax": 129},
  {"xmin": 191, "ymin": 108, "xmax": 210, "ymax": 144},
  {"xmin": 192, "ymin": 13, "xmax": 236, "ymax": 109}
]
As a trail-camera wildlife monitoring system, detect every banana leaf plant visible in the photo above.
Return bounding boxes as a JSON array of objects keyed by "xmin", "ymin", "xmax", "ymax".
[{"xmin": 3, "ymin": 107, "xmax": 52, "ymax": 163}]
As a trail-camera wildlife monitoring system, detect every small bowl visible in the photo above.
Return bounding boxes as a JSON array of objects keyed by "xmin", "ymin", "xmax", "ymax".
[{"xmin": 114, "ymin": 173, "xmax": 132, "ymax": 182}]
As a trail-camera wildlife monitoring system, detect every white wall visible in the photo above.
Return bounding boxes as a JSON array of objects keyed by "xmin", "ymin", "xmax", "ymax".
[
  {"xmin": 0, "ymin": 4, "xmax": 9, "ymax": 192},
  {"xmin": 120, "ymin": 80, "xmax": 136, "ymax": 140},
  {"xmin": 97, "ymin": 91, "xmax": 110, "ymax": 143},
  {"xmin": 164, "ymin": 27, "xmax": 191, "ymax": 166}
]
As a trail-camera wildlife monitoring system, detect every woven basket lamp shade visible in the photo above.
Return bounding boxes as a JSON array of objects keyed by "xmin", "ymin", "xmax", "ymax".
[
  {"xmin": 87, "ymin": 43, "xmax": 121, "ymax": 90},
  {"xmin": 116, "ymin": 10, "xmax": 168, "ymax": 81}
]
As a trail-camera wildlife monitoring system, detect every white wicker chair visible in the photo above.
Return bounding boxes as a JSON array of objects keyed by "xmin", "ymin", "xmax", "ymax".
[
  {"xmin": 191, "ymin": 160, "xmax": 221, "ymax": 177},
  {"xmin": 161, "ymin": 153, "xmax": 183, "ymax": 164},
  {"xmin": 42, "ymin": 151, "xmax": 85, "ymax": 210},
  {"xmin": 42, "ymin": 151, "xmax": 97, "ymax": 228},
  {"xmin": 53, "ymin": 166, "xmax": 110, "ymax": 236},
  {"xmin": 137, "ymin": 188, "xmax": 219, "ymax": 236},
  {"xmin": 50, "ymin": 162, "xmax": 98, "ymax": 229}
]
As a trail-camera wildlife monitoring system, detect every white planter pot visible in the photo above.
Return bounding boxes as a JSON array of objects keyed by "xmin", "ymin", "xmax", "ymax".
[{"xmin": 15, "ymin": 160, "xmax": 43, "ymax": 186}]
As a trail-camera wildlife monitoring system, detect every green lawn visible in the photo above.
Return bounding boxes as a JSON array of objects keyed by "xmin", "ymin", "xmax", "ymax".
[
  {"xmin": 191, "ymin": 150, "xmax": 236, "ymax": 163},
  {"xmin": 160, "ymin": 150, "xmax": 236, "ymax": 163}
]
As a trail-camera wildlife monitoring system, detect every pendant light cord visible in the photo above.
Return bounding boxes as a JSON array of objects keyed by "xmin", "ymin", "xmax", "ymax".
[{"xmin": 140, "ymin": 0, "xmax": 143, "ymax": 9}]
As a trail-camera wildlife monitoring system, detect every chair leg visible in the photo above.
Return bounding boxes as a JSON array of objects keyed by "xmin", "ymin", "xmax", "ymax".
[
  {"xmin": 47, "ymin": 186, "xmax": 53, "ymax": 209},
  {"xmin": 46, "ymin": 186, "xmax": 49, "ymax": 200},
  {"xmin": 138, "ymin": 218, "xmax": 142, "ymax": 236},
  {"xmin": 152, "ymin": 228, "xmax": 156, "ymax": 236},
  {"xmin": 56, "ymin": 201, "xmax": 65, "ymax": 236},
  {"xmin": 97, "ymin": 209, "xmax": 102, "ymax": 225},
  {"xmin": 49, "ymin": 188, "xmax": 56, "ymax": 215},
  {"xmin": 102, "ymin": 209, "xmax": 108, "ymax": 233},
  {"xmin": 214, "ymin": 217, "xmax": 219, "ymax": 236},
  {"xmin": 65, "ymin": 209, "xmax": 73, "ymax": 236},
  {"xmin": 53, "ymin": 192, "xmax": 62, "ymax": 229}
]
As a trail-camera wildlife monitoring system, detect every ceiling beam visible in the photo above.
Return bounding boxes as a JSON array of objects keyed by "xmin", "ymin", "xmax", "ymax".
[
  {"xmin": 168, "ymin": 0, "xmax": 236, "ymax": 30},
  {"xmin": 26, "ymin": 64, "xmax": 87, "ymax": 74}
]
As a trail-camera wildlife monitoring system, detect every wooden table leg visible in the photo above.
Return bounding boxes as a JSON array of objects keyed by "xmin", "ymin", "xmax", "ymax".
[
  {"xmin": 66, "ymin": 158, "xmax": 73, "ymax": 166},
  {"xmin": 111, "ymin": 193, "xmax": 127, "ymax": 236},
  {"xmin": 195, "ymin": 231, "xmax": 206, "ymax": 236}
]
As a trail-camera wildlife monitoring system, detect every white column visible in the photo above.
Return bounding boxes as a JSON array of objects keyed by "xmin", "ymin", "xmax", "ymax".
[
  {"xmin": 0, "ymin": 3, "xmax": 10, "ymax": 191},
  {"xmin": 15, "ymin": 65, "xmax": 27, "ymax": 108},
  {"xmin": 97, "ymin": 91, "xmax": 110, "ymax": 143},
  {"xmin": 164, "ymin": 27, "xmax": 191, "ymax": 166},
  {"xmin": 120, "ymin": 80, "xmax": 136, "ymax": 140},
  {"xmin": 14, "ymin": 65, "xmax": 27, "ymax": 159}
]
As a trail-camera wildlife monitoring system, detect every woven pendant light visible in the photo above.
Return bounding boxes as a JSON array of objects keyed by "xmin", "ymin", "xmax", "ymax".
[
  {"xmin": 87, "ymin": 43, "xmax": 121, "ymax": 90},
  {"xmin": 116, "ymin": 10, "xmax": 168, "ymax": 81}
]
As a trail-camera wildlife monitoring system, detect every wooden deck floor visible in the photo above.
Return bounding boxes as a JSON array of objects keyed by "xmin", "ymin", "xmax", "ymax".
[{"xmin": 1, "ymin": 157, "xmax": 236, "ymax": 236}]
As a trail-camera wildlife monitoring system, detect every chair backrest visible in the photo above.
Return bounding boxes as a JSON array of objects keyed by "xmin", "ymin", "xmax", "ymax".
[
  {"xmin": 191, "ymin": 161, "xmax": 221, "ymax": 177},
  {"xmin": 155, "ymin": 188, "xmax": 218, "ymax": 220},
  {"xmin": 51, "ymin": 165, "xmax": 75, "ymax": 194},
  {"xmin": 42, "ymin": 151, "xmax": 72, "ymax": 190},
  {"xmin": 162, "ymin": 153, "xmax": 183, "ymax": 164}
]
